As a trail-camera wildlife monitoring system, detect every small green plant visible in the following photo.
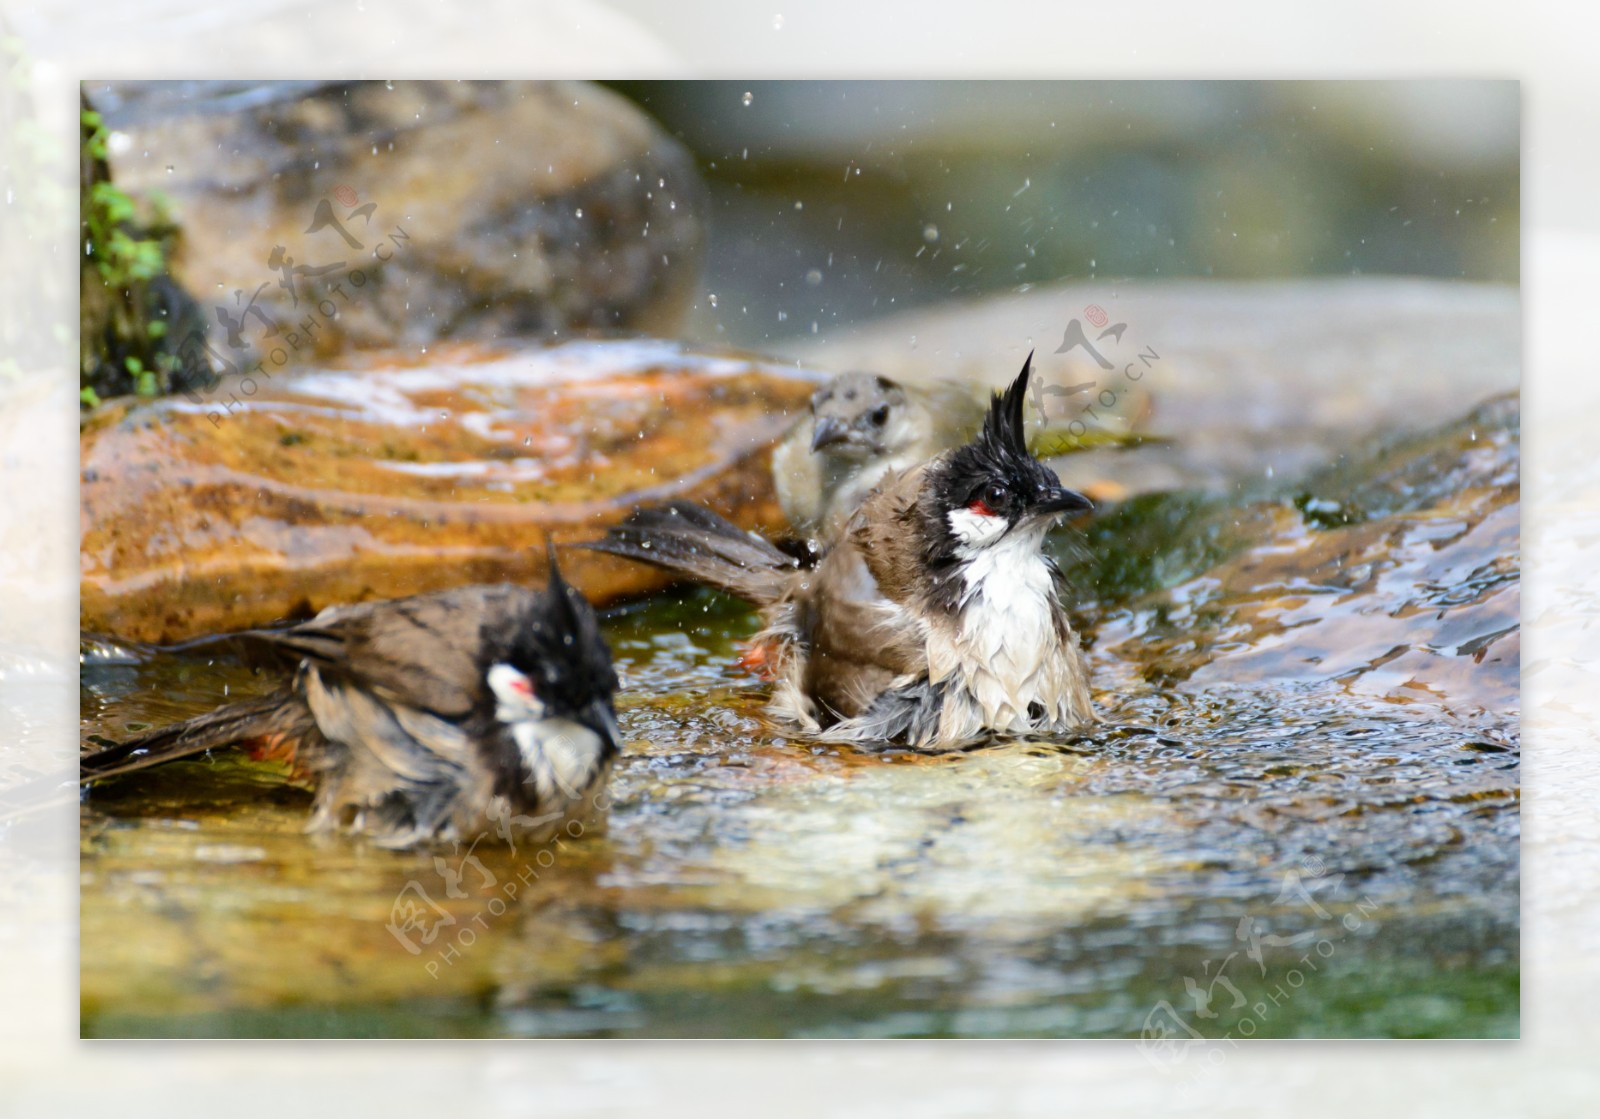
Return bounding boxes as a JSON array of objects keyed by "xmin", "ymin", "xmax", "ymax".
[
  {"xmin": 80, "ymin": 100, "xmax": 197, "ymax": 406},
  {"xmin": 81, "ymin": 108, "xmax": 172, "ymax": 290}
]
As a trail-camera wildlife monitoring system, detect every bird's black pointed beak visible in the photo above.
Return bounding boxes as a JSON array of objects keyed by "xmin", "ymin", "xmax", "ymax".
[
  {"xmin": 584, "ymin": 700, "xmax": 625, "ymax": 755},
  {"xmin": 1033, "ymin": 485, "xmax": 1094, "ymax": 517},
  {"xmin": 810, "ymin": 416, "xmax": 851, "ymax": 452}
]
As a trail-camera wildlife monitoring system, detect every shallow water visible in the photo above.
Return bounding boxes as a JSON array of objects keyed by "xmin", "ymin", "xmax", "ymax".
[{"xmin": 78, "ymin": 399, "xmax": 1519, "ymax": 1039}]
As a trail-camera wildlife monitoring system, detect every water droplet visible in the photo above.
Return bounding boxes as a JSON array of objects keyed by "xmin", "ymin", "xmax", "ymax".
[
  {"xmin": 385, "ymin": 79, "xmax": 394, "ymax": 90},
  {"xmin": 575, "ymin": 207, "xmax": 584, "ymax": 218},
  {"xmin": 773, "ymin": 13, "xmax": 784, "ymax": 29},
  {"xmin": 805, "ymin": 269, "xmax": 822, "ymax": 286},
  {"xmin": 923, "ymin": 224, "xmax": 939, "ymax": 243},
  {"xmin": 793, "ymin": 200, "xmax": 803, "ymax": 211},
  {"xmin": 742, "ymin": 91, "xmax": 754, "ymax": 107},
  {"xmin": 708, "ymin": 293, "xmax": 718, "ymax": 308},
  {"xmin": 164, "ymin": 165, "xmax": 174, "ymax": 174}
]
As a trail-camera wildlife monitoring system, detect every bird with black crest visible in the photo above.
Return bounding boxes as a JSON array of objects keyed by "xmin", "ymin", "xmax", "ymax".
[
  {"xmin": 80, "ymin": 544, "xmax": 622, "ymax": 849},
  {"xmin": 589, "ymin": 353, "xmax": 1096, "ymax": 749}
]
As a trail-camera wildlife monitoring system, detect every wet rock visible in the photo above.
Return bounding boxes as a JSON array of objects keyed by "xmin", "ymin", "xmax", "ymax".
[
  {"xmin": 89, "ymin": 80, "xmax": 706, "ymax": 367},
  {"xmin": 1077, "ymin": 393, "xmax": 1520, "ymax": 721},
  {"xmin": 778, "ymin": 278, "xmax": 1518, "ymax": 497},
  {"xmin": 80, "ymin": 340, "xmax": 818, "ymax": 643}
]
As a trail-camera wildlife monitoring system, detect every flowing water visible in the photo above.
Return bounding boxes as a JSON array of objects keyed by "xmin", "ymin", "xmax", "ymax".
[{"xmin": 78, "ymin": 397, "xmax": 1519, "ymax": 1038}]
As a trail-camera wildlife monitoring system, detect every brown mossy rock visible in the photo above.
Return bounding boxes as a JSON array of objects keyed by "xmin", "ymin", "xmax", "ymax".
[
  {"xmin": 81, "ymin": 340, "xmax": 818, "ymax": 643},
  {"xmin": 89, "ymin": 80, "xmax": 706, "ymax": 360},
  {"xmin": 1091, "ymin": 393, "xmax": 1520, "ymax": 720}
]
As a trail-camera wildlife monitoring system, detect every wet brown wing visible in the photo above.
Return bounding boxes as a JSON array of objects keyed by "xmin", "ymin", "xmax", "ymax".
[
  {"xmin": 269, "ymin": 584, "xmax": 538, "ymax": 718},
  {"xmin": 847, "ymin": 462, "xmax": 934, "ymax": 605},
  {"xmin": 800, "ymin": 470, "xmax": 932, "ymax": 720}
]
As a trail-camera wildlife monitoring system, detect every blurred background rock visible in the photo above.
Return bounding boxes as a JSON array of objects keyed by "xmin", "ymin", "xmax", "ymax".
[
  {"xmin": 79, "ymin": 79, "xmax": 707, "ymax": 396},
  {"xmin": 605, "ymin": 80, "xmax": 1517, "ymax": 349}
]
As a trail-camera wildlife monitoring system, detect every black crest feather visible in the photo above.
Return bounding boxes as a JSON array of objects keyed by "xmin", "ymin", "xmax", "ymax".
[
  {"xmin": 520, "ymin": 537, "xmax": 616, "ymax": 707},
  {"xmin": 979, "ymin": 351, "xmax": 1033, "ymax": 460}
]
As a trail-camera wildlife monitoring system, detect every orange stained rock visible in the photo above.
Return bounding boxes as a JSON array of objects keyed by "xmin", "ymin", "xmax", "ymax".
[{"xmin": 81, "ymin": 339, "xmax": 820, "ymax": 643}]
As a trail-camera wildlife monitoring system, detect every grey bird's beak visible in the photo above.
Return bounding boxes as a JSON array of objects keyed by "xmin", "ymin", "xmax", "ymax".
[
  {"xmin": 585, "ymin": 700, "xmax": 625, "ymax": 754},
  {"xmin": 810, "ymin": 416, "xmax": 851, "ymax": 452},
  {"xmin": 1032, "ymin": 485, "xmax": 1094, "ymax": 517}
]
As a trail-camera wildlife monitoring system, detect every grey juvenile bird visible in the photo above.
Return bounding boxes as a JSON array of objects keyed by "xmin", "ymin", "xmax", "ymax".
[
  {"xmin": 772, "ymin": 372, "xmax": 987, "ymax": 540},
  {"xmin": 80, "ymin": 550, "xmax": 622, "ymax": 849},
  {"xmin": 592, "ymin": 354, "xmax": 1095, "ymax": 749}
]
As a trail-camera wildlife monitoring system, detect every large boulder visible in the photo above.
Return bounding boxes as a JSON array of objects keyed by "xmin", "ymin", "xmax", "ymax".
[
  {"xmin": 87, "ymin": 80, "xmax": 707, "ymax": 370},
  {"xmin": 80, "ymin": 340, "xmax": 818, "ymax": 643}
]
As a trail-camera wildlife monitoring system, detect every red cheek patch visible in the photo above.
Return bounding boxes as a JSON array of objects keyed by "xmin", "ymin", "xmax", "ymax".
[{"xmin": 967, "ymin": 498, "xmax": 997, "ymax": 517}]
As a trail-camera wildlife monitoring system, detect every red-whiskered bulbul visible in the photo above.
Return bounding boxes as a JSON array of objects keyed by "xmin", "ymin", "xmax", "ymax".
[
  {"xmin": 591, "ymin": 354, "xmax": 1095, "ymax": 749},
  {"xmin": 80, "ymin": 549, "xmax": 622, "ymax": 849}
]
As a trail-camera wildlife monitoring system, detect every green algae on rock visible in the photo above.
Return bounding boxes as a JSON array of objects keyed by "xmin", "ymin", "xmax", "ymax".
[{"xmin": 80, "ymin": 339, "xmax": 819, "ymax": 643}]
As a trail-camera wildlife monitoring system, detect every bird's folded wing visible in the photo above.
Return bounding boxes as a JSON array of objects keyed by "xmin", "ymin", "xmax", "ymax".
[
  {"xmin": 800, "ymin": 478, "xmax": 933, "ymax": 719},
  {"xmin": 272, "ymin": 585, "xmax": 536, "ymax": 719}
]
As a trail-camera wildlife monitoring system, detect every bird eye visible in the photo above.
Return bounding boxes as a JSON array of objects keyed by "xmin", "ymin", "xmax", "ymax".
[
  {"xmin": 869, "ymin": 404, "xmax": 891, "ymax": 426},
  {"xmin": 968, "ymin": 483, "xmax": 1009, "ymax": 518}
]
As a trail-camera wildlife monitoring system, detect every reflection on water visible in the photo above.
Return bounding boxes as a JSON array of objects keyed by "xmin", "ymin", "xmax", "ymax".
[{"xmin": 79, "ymin": 397, "xmax": 1518, "ymax": 1038}]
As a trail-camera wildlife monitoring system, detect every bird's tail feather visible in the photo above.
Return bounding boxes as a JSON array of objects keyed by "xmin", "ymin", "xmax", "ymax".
[
  {"xmin": 80, "ymin": 691, "xmax": 307, "ymax": 783},
  {"xmin": 585, "ymin": 501, "xmax": 797, "ymax": 605}
]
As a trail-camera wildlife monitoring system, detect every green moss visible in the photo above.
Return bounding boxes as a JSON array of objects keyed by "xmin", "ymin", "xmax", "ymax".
[
  {"xmin": 81, "ymin": 110, "xmax": 172, "ymax": 289},
  {"xmin": 80, "ymin": 97, "xmax": 205, "ymax": 407},
  {"xmin": 1054, "ymin": 489, "xmax": 1251, "ymax": 606}
]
